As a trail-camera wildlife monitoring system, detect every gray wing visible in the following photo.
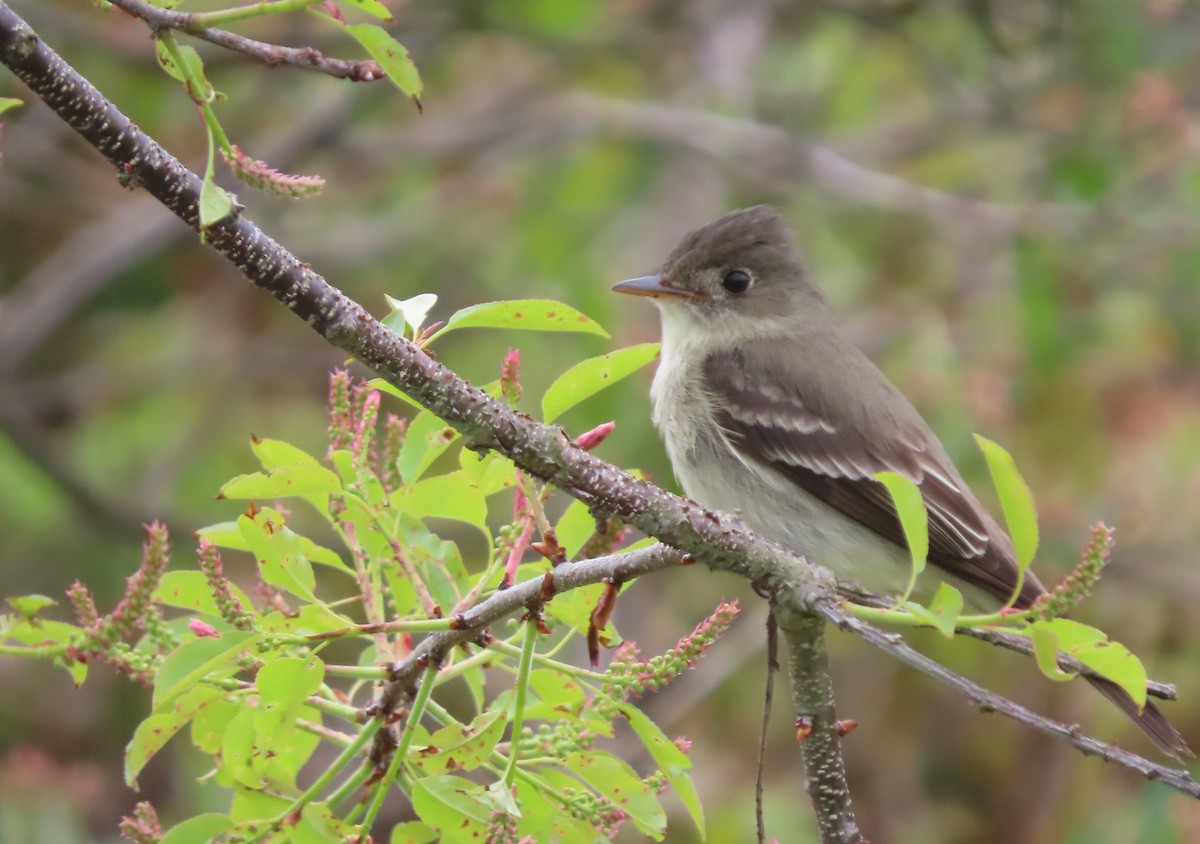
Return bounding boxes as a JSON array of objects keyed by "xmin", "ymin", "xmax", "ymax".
[{"xmin": 703, "ymin": 346, "xmax": 1039, "ymax": 606}]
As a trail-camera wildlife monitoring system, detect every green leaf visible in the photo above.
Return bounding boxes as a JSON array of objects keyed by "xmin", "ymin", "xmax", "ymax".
[
  {"xmin": 200, "ymin": 125, "xmax": 233, "ymax": 228},
  {"xmin": 397, "ymin": 410, "xmax": 459, "ymax": 484},
  {"xmin": 191, "ymin": 698, "xmax": 239, "ymax": 754},
  {"xmin": 1029, "ymin": 623, "xmax": 1079, "ymax": 682},
  {"xmin": 974, "ymin": 434, "xmax": 1039, "ymax": 570},
  {"xmin": 156, "ymin": 570, "xmax": 257, "ymax": 617},
  {"xmin": 257, "ymin": 656, "xmax": 325, "ymax": 709},
  {"xmin": 617, "ymin": 703, "xmax": 703, "ymax": 837},
  {"xmin": 249, "ymin": 437, "xmax": 322, "ymax": 472},
  {"xmin": 924, "ymin": 583, "xmax": 964, "ymax": 638},
  {"xmin": 127, "ymin": 685, "xmax": 227, "ymax": 787},
  {"xmin": 411, "ymin": 775, "xmax": 493, "ymax": 838},
  {"xmin": 430, "ymin": 299, "xmax": 609, "ymax": 342},
  {"xmin": 412, "ymin": 711, "xmax": 506, "ymax": 775},
  {"xmin": 338, "ymin": 0, "xmax": 393, "ymax": 20},
  {"xmin": 391, "ymin": 822, "xmax": 439, "ymax": 844},
  {"xmin": 458, "ymin": 449, "xmax": 517, "ymax": 496},
  {"xmin": 6, "ymin": 594, "xmax": 56, "ymax": 619},
  {"xmin": 542, "ymin": 343, "xmax": 659, "ymax": 422},
  {"xmin": 562, "ymin": 751, "xmax": 665, "ymax": 836},
  {"xmin": 874, "ymin": 471, "xmax": 928, "ymax": 595},
  {"xmin": 237, "ymin": 511, "xmax": 317, "ymax": 600},
  {"xmin": 401, "ymin": 471, "xmax": 488, "ymax": 529},
  {"xmin": 219, "ymin": 462, "xmax": 342, "ymax": 500},
  {"xmin": 159, "ymin": 814, "xmax": 233, "ymax": 844},
  {"xmin": 293, "ymin": 802, "xmax": 357, "ymax": 844},
  {"xmin": 554, "ymin": 499, "xmax": 596, "ymax": 560},
  {"xmin": 1031, "ymin": 619, "xmax": 1147, "ymax": 708},
  {"xmin": 153, "ymin": 39, "xmax": 212, "ymax": 101},
  {"xmin": 153, "ymin": 631, "xmax": 258, "ymax": 709},
  {"xmin": 0, "ymin": 97, "xmax": 22, "ymax": 116},
  {"xmin": 197, "ymin": 521, "xmax": 350, "ymax": 573},
  {"xmin": 343, "ymin": 24, "xmax": 423, "ymax": 104},
  {"xmin": 222, "ymin": 707, "xmax": 266, "ymax": 788}
]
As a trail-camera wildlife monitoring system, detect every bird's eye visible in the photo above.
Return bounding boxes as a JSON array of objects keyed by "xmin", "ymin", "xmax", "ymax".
[{"xmin": 722, "ymin": 270, "xmax": 752, "ymax": 294}]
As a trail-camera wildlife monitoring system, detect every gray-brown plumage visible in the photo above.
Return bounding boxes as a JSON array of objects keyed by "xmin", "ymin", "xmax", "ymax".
[{"xmin": 614, "ymin": 204, "xmax": 1190, "ymax": 758}]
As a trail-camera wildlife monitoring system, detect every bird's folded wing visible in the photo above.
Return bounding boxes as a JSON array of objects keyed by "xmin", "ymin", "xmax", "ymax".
[{"xmin": 703, "ymin": 349, "xmax": 1025, "ymax": 604}]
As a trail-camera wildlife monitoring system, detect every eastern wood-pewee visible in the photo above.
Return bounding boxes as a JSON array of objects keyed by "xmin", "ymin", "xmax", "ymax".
[{"xmin": 614, "ymin": 204, "xmax": 1189, "ymax": 757}]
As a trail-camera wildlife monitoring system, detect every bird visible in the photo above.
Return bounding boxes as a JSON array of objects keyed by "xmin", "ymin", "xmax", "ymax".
[{"xmin": 612, "ymin": 204, "xmax": 1190, "ymax": 758}]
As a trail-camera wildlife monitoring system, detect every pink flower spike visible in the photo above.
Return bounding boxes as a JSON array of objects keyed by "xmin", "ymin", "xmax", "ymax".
[
  {"xmin": 500, "ymin": 348, "xmax": 522, "ymax": 404},
  {"xmin": 574, "ymin": 421, "xmax": 615, "ymax": 451},
  {"xmin": 188, "ymin": 619, "xmax": 220, "ymax": 638}
]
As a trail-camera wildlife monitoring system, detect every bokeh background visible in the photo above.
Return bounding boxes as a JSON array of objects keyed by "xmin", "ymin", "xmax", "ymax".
[{"xmin": 3, "ymin": 0, "xmax": 1200, "ymax": 841}]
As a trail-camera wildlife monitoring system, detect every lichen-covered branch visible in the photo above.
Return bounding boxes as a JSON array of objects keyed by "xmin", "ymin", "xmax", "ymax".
[{"xmin": 778, "ymin": 609, "xmax": 863, "ymax": 844}]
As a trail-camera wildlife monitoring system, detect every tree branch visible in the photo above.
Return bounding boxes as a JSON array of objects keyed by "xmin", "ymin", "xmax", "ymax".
[
  {"xmin": 817, "ymin": 597, "xmax": 1200, "ymax": 797},
  {"xmin": 105, "ymin": 0, "xmax": 385, "ymax": 82},
  {"xmin": 778, "ymin": 608, "xmax": 863, "ymax": 844}
]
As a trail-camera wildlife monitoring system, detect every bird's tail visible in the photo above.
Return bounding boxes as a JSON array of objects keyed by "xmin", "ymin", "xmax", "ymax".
[{"xmin": 1086, "ymin": 674, "xmax": 1193, "ymax": 760}]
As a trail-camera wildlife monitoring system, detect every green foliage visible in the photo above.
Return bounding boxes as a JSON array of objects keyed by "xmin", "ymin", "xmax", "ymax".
[
  {"xmin": 428, "ymin": 299, "xmax": 611, "ymax": 342},
  {"xmin": 0, "ymin": 302, "xmax": 714, "ymax": 843},
  {"xmin": 853, "ymin": 439, "xmax": 1150, "ymax": 705},
  {"xmin": 973, "ymin": 433, "xmax": 1039, "ymax": 574},
  {"xmin": 872, "ymin": 471, "xmax": 928, "ymax": 603}
]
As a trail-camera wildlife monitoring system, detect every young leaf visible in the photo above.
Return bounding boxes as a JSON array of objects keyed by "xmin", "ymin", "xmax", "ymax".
[
  {"xmin": 156, "ymin": 570, "xmax": 257, "ymax": 617},
  {"xmin": 396, "ymin": 409, "xmax": 459, "ymax": 484},
  {"xmin": 616, "ymin": 702, "xmax": 704, "ymax": 837},
  {"xmin": 153, "ymin": 631, "xmax": 258, "ymax": 709},
  {"xmin": 390, "ymin": 822, "xmax": 439, "ymax": 844},
  {"xmin": 343, "ymin": 24, "xmax": 423, "ymax": 105},
  {"xmin": 158, "ymin": 814, "xmax": 233, "ymax": 844},
  {"xmin": 6, "ymin": 594, "xmax": 56, "ymax": 619},
  {"xmin": 385, "ymin": 292, "xmax": 438, "ymax": 338},
  {"xmin": 200, "ymin": 125, "xmax": 233, "ymax": 228},
  {"xmin": 338, "ymin": 0, "xmax": 392, "ymax": 21},
  {"xmin": 562, "ymin": 751, "xmax": 666, "ymax": 837},
  {"xmin": 874, "ymin": 471, "xmax": 928, "ymax": 598},
  {"xmin": 1033, "ymin": 618, "xmax": 1148, "ymax": 709},
  {"xmin": 237, "ymin": 510, "xmax": 317, "ymax": 601},
  {"xmin": 924, "ymin": 582, "xmax": 964, "ymax": 638},
  {"xmin": 400, "ymin": 471, "xmax": 488, "ymax": 530},
  {"xmin": 126, "ymin": 685, "xmax": 227, "ymax": 788},
  {"xmin": 218, "ymin": 463, "xmax": 342, "ymax": 499},
  {"xmin": 411, "ymin": 775, "xmax": 493, "ymax": 836},
  {"xmin": 1029, "ymin": 622, "xmax": 1080, "ymax": 682},
  {"xmin": 974, "ymin": 434, "xmax": 1039, "ymax": 570},
  {"xmin": 411, "ymin": 711, "xmax": 506, "ymax": 775},
  {"xmin": 0, "ymin": 97, "xmax": 22, "ymax": 116},
  {"xmin": 429, "ymin": 299, "xmax": 609, "ymax": 342},
  {"xmin": 541, "ymin": 343, "xmax": 659, "ymax": 422}
]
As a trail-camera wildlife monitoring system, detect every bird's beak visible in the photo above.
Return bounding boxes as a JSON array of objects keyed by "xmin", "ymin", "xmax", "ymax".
[{"xmin": 611, "ymin": 275, "xmax": 700, "ymax": 299}]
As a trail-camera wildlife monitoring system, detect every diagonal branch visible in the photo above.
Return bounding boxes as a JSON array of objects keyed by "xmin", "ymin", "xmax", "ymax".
[
  {"xmin": 2, "ymin": 0, "xmax": 1195, "ymax": 809},
  {"xmin": 816, "ymin": 597, "xmax": 1200, "ymax": 797}
]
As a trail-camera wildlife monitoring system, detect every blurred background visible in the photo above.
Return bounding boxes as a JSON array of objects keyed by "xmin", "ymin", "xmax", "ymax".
[{"xmin": 2, "ymin": 0, "xmax": 1200, "ymax": 841}]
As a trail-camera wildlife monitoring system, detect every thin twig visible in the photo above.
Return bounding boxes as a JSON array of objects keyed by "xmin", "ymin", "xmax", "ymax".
[
  {"xmin": 106, "ymin": 0, "xmax": 384, "ymax": 82},
  {"xmin": 817, "ymin": 597, "xmax": 1200, "ymax": 798},
  {"xmin": 840, "ymin": 585, "xmax": 1179, "ymax": 702},
  {"xmin": 756, "ymin": 610, "xmax": 779, "ymax": 844}
]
